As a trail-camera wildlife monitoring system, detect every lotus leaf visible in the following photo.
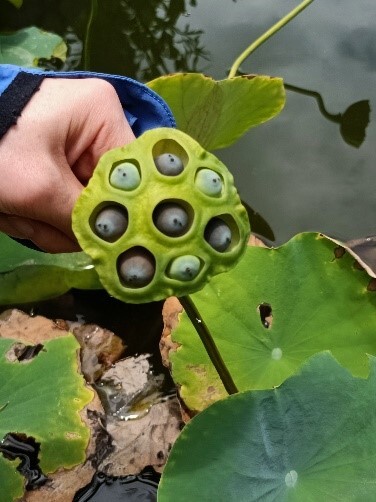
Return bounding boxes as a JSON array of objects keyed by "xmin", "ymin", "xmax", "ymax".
[
  {"xmin": 147, "ymin": 73, "xmax": 285, "ymax": 150},
  {"xmin": 0, "ymin": 335, "xmax": 93, "ymax": 501},
  {"xmin": 159, "ymin": 353, "xmax": 376, "ymax": 501},
  {"xmin": 0, "ymin": 233, "xmax": 101, "ymax": 305},
  {"xmin": 170, "ymin": 233, "xmax": 376, "ymax": 411},
  {"xmin": 0, "ymin": 26, "xmax": 66, "ymax": 68}
]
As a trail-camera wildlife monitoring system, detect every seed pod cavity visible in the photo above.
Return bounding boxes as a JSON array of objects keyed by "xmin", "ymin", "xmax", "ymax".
[
  {"xmin": 117, "ymin": 247, "xmax": 156, "ymax": 288},
  {"xmin": 167, "ymin": 255, "xmax": 201, "ymax": 281},
  {"xmin": 204, "ymin": 217, "xmax": 233, "ymax": 252},
  {"xmin": 109, "ymin": 161, "xmax": 141, "ymax": 190},
  {"xmin": 195, "ymin": 168, "xmax": 223, "ymax": 196},
  {"xmin": 93, "ymin": 205, "xmax": 128, "ymax": 242},
  {"xmin": 153, "ymin": 201, "xmax": 192, "ymax": 237}
]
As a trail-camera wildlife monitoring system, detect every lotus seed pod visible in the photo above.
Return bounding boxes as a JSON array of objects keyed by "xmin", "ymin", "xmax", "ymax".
[
  {"xmin": 153, "ymin": 202, "xmax": 190, "ymax": 237},
  {"xmin": 154, "ymin": 153, "xmax": 184, "ymax": 175},
  {"xmin": 196, "ymin": 168, "xmax": 223, "ymax": 196},
  {"xmin": 72, "ymin": 128, "xmax": 250, "ymax": 303},
  {"xmin": 118, "ymin": 248, "xmax": 155, "ymax": 288},
  {"xmin": 168, "ymin": 255, "xmax": 201, "ymax": 281},
  {"xmin": 205, "ymin": 217, "xmax": 232, "ymax": 252},
  {"xmin": 109, "ymin": 162, "xmax": 141, "ymax": 190},
  {"xmin": 94, "ymin": 206, "xmax": 128, "ymax": 242}
]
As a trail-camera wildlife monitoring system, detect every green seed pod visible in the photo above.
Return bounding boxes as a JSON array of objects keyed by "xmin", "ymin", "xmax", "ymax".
[{"xmin": 72, "ymin": 128, "xmax": 250, "ymax": 303}]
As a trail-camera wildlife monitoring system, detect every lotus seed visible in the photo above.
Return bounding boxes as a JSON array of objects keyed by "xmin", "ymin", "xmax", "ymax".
[
  {"xmin": 154, "ymin": 153, "xmax": 184, "ymax": 175},
  {"xmin": 196, "ymin": 168, "xmax": 223, "ymax": 196},
  {"xmin": 94, "ymin": 206, "xmax": 128, "ymax": 242},
  {"xmin": 118, "ymin": 248, "xmax": 155, "ymax": 288},
  {"xmin": 204, "ymin": 218, "xmax": 232, "ymax": 252},
  {"xmin": 153, "ymin": 202, "xmax": 190, "ymax": 237},
  {"xmin": 168, "ymin": 255, "xmax": 201, "ymax": 281},
  {"xmin": 109, "ymin": 162, "xmax": 141, "ymax": 190}
]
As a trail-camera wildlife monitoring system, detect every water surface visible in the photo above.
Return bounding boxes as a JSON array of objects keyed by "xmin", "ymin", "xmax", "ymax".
[{"xmin": 2, "ymin": 0, "xmax": 375, "ymax": 244}]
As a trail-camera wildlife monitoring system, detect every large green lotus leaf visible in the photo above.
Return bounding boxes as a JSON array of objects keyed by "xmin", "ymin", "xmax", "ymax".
[
  {"xmin": 171, "ymin": 233, "xmax": 376, "ymax": 411},
  {"xmin": 0, "ymin": 456, "xmax": 23, "ymax": 502},
  {"xmin": 0, "ymin": 335, "xmax": 93, "ymax": 500},
  {"xmin": 0, "ymin": 26, "xmax": 66, "ymax": 67},
  {"xmin": 159, "ymin": 353, "xmax": 376, "ymax": 501},
  {"xmin": 147, "ymin": 73, "xmax": 285, "ymax": 151},
  {"xmin": 0, "ymin": 232, "xmax": 102, "ymax": 304}
]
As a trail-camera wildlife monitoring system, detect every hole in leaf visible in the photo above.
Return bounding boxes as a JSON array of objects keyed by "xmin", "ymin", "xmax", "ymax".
[
  {"xmin": 334, "ymin": 246, "xmax": 346, "ymax": 259},
  {"xmin": 0, "ymin": 433, "xmax": 48, "ymax": 489},
  {"xmin": 367, "ymin": 279, "xmax": 376, "ymax": 291},
  {"xmin": 16, "ymin": 343, "xmax": 44, "ymax": 361},
  {"xmin": 6, "ymin": 343, "xmax": 44, "ymax": 363},
  {"xmin": 258, "ymin": 303, "xmax": 273, "ymax": 329}
]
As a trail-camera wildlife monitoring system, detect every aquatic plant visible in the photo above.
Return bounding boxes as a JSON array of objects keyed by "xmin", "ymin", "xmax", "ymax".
[
  {"xmin": 72, "ymin": 128, "xmax": 250, "ymax": 304},
  {"xmin": 3, "ymin": 0, "xmax": 376, "ymax": 500}
]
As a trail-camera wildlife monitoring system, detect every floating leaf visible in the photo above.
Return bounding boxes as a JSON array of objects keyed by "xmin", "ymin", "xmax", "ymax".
[
  {"xmin": 0, "ymin": 456, "xmax": 23, "ymax": 502},
  {"xmin": 159, "ymin": 353, "xmax": 376, "ymax": 501},
  {"xmin": 0, "ymin": 26, "xmax": 67, "ymax": 68},
  {"xmin": 0, "ymin": 335, "xmax": 93, "ymax": 500},
  {"xmin": 340, "ymin": 100, "xmax": 370, "ymax": 148},
  {"xmin": 0, "ymin": 233, "xmax": 101, "ymax": 305},
  {"xmin": 148, "ymin": 73, "xmax": 285, "ymax": 150},
  {"xmin": 170, "ymin": 233, "xmax": 376, "ymax": 411}
]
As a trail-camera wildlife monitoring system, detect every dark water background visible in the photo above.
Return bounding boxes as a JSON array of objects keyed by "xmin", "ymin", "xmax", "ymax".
[{"xmin": 2, "ymin": 0, "xmax": 375, "ymax": 245}]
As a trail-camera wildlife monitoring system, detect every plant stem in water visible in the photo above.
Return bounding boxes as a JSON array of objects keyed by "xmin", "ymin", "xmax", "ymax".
[
  {"xmin": 83, "ymin": 0, "xmax": 98, "ymax": 70},
  {"xmin": 228, "ymin": 0, "xmax": 315, "ymax": 78},
  {"xmin": 179, "ymin": 295, "xmax": 238, "ymax": 395}
]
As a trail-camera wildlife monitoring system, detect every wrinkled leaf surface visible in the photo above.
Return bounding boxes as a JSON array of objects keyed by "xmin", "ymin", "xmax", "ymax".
[
  {"xmin": 0, "ymin": 335, "xmax": 93, "ymax": 500},
  {"xmin": 171, "ymin": 233, "xmax": 376, "ymax": 411},
  {"xmin": 148, "ymin": 73, "xmax": 285, "ymax": 150},
  {"xmin": 159, "ymin": 353, "xmax": 376, "ymax": 501}
]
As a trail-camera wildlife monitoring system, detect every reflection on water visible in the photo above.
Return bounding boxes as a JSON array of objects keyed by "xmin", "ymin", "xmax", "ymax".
[
  {"xmin": 1, "ymin": 0, "xmax": 376, "ymax": 243},
  {"xmin": 284, "ymin": 84, "xmax": 370, "ymax": 148}
]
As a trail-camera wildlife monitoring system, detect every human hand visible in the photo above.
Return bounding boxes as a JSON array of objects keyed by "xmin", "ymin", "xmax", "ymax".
[{"xmin": 0, "ymin": 78, "xmax": 135, "ymax": 252}]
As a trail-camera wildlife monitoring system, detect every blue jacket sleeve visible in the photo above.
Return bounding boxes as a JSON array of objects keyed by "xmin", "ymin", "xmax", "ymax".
[{"xmin": 0, "ymin": 64, "xmax": 175, "ymax": 138}]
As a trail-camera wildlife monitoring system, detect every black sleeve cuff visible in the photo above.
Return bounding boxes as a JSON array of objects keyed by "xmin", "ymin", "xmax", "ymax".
[{"xmin": 0, "ymin": 71, "xmax": 45, "ymax": 140}]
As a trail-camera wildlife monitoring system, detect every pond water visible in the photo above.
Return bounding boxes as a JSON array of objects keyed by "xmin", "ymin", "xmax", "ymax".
[
  {"xmin": 1, "ymin": 1, "xmax": 375, "ymax": 499},
  {"xmin": 2, "ymin": 0, "xmax": 375, "ymax": 245}
]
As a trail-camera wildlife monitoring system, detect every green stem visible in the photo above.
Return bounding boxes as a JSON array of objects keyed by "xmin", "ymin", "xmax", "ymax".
[
  {"xmin": 228, "ymin": 0, "xmax": 315, "ymax": 79},
  {"xmin": 83, "ymin": 0, "xmax": 98, "ymax": 70},
  {"xmin": 179, "ymin": 295, "xmax": 238, "ymax": 395}
]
